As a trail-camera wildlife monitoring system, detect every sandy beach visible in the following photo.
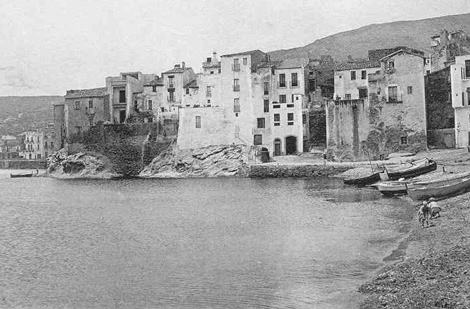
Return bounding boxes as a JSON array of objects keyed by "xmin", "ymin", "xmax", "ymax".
[{"xmin": 356, "ymin": 148, "xmax": 470, "ymax": 308}]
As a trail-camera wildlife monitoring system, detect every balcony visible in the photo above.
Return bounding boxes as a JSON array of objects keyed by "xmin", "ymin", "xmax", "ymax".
[
  {"xmin": 168, "ymin": 83, "xmax": 175, "ymax": 89},
  {"xmin": 232, "ymin": 64, "xmax": 241, "ymax": 72},
  {"xmin": 333, "ymin": 99, "xmax": 365, "ymax": 106},
  {"xmin": 233, "ymin": 85, "xmax": 240, "ymax": 92},
  {"xmin": 387, "ymin": 94, "xmax": 403, "ymax": 104},
  {"xmin": 278, "ymin": 82, "xmax": 286, "ymax": 88},
  {"xmin": 290, "ymin": 81, "xmax": 299, "ymax": 88}
]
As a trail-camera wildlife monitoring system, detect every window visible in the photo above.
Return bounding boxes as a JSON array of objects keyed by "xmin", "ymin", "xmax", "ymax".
[
  {"xmin": 351, "ymin": 71, "xmax": 356, "ymax": 80},
  {"xmin": 169, "ymin": 91, "xmax": 175, "ymax": 102},
  {"xmin": 463, "ymin": 92, "xmax": 466, "ymax": 106},
  {"xmin": 210, "ymin": 71, "xmax": 214, "ymax": 74},
  {"xmin": 279, "ymin": 95, "xmax": 287, "ymax": 103},
  {"xmin": 152, "ymin": 85, "xmax": 157, "ymax": 92},
  {"xmin": 389, "ymin": 61, "xmax": 395, "ymax": 69},
  {"xmin": 37, "ymin": 154, "xmax": 41, "ymax": 159},
  {"xmin": 254, "ymin": 134, "xmax": 262, "ymax": 145},
  {"xmin": 361, "ymin": 70, "xmax": 366, "ymax": 79},
  {"xmin": 359, "ymin": 88, "xmax": 368, "ymax": 99},
  {"xmin": 148, "ymin": 100, "xmax": 153, "ymax": 110},
  {"xmin": 168, "ymin": 76, "xmax": 174, "ymax": 88},
  {"xmin": 89, "ymin": 118, "xmax": 94, "ymax": 126},
  {"xmin": 74, "ymin": 101, "xmax": 81, "ymax": 110},
  {"xmin": 257, "ymin": 118, "xmax": 265, "ymax": 128},
  {"xmin": 233, "ymin": 58, "xmax": 240, "ymax": 71},
  {"xmin": 302, "ymin": 113, "xmax": 307, "ymax": 125},
  {"xmin": 51, "ymin": 142, "xmax": 54, "ymax": 149},
  {"xmin": 88, "ymin": 99, "xmax": 93, "ymax": 109},
  {"xmin": 465, "ymin": 60, "xmax": 470, "ymax": 78},
  {"xmin": 287, "ymin": 113, "xmax": 294, "ymax": 125},
  {"xmin": 309, "ymin": 79, "xmax": 316, "ymax": 91},
  {"xmin": 185, "ymin": 88, "xmax": 189, "ymax": 94},
  {"xmin": 388, "ymin": 86, "xmax": 398, "ymax": 102},
  {"xmin": 195, "ymin": 116, "xmax": 201, "ymax": 128},
  {"xmin": 345, "ymin": 94, "xmax": 351, "ymax": 100},
  {"xmin": 243, "ymin": 57, "xmax": 247, "ymax": 65},
  {"xmin": 291, "ymin": 73, "xmax": 298, "ymax": 87},
  {"xmin": 234, "ymin": 98, "xmax": 240, "ymax": 112},
  {"xmin": 76, "ymin": 126, "xmax": 82, "ymax": 134},
  {"xmin": 264, "ymin": 100, "xmax": 269, "ymax": 113},
  {"xmin": 233, "ymin": 79, "xmax": 240, "ymax": 91},
  {"xmin": 407, "ymin": 86, "xmax": 413, "ymax": 94},
  {"xmin": 206, "ymin": 86, "xmax": 212, "ymax": 97},
  {"xmin": 264, "ymin": 82, "xmax": 269, "ymax": 95},
  {"xmin": 119, "ymin": 90, "xmax": 126, "ymax": 103},
  {"xmin": 279, "ymin": 74, "xmax": 286, "ymax": 87},
  {"xmin": 400, "ymin": 136, "xmax": 408, "ymax": 145},
  {"xmin": 274, "ymin": 113, "xmax": 280, "ymax": 126}
]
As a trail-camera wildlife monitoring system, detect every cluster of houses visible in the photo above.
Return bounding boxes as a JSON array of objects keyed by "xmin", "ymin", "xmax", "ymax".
[
  {"xmin": 4, "ymin": 29, "xmax": 470, "ymax": 164},
  {"xmin": 0, "ymin": 123, "xmax": 55, "ymax": 160}
]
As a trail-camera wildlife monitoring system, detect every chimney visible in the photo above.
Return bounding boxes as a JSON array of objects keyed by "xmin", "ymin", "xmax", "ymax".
[
  {"xmin": 174, "ymin": 64, "xmax": 181, "ymax": 68},
  {"xmin": 182, "ymin": 61, "xmax": 185, "ymax": 69},
  {"xmin": 212, "ymin": 51, "xmax": 217, "ymax": 62},
  {"xmin": 206, "ymin": 57, "xmax": 212, "ymax": 63}
]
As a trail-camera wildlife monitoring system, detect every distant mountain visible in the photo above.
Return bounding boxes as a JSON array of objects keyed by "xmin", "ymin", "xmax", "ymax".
[
  {"xmin": 269, "ymin": 13, "xmax": 470, "ymax": 61},
  {"xmin": 0, "ymin": 96, "xmax": 63, "ymax": 136}
]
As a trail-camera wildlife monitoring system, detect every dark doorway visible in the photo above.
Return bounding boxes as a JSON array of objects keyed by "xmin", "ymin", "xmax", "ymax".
[
  {"xmin": 274, "ymin": 138, "xmax": 281, "ymax": 156},
  {"xmin": 285, "ymin": 136, "xmax": 297, "ymax": 155},
  {"xmin": 119, "ymin": 110, "xmax": 126, "ymax": 123}
]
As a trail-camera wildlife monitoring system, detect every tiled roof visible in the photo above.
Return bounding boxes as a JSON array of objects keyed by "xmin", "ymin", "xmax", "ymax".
[
  {"xmin": 380, "ymin": 48, "xmax": 425, "ymax": 61},
  {"xmin": 144, "ymin": 77, "xmax": 164, "ymax": 86},
  {"xmin": 276, "ymin": 58, "xmax": 309, "ymax": 69},
  {"xmin": 65, "ymin": 87, "xmax": 107, "ymax": 99},
  {"xmin": 221, "ymin": 49, "xmax": 265, "ymax": 57},
  {"xmin": 162, "ymin": 67, "xmax": 193, "ymax": 74},
  {"xmin": 184, "ymin": 80, "xmax": 198, "ymax": 88},
  {"xmin": 334, "ymin": 61, "xmax": 381, "ymax": 71}
]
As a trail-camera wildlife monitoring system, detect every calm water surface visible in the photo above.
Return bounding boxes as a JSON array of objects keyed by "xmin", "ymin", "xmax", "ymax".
[{"xmin": 0, "ymin": 171, "xmax": 415, "ymax": 308}]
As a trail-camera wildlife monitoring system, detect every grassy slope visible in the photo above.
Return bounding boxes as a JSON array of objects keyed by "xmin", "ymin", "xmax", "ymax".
[{"xmin": 268, "ymin": 13, "xmax": 470, "ymax": 61}]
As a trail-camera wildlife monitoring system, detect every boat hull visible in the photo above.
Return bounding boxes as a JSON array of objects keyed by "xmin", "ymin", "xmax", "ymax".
[
  {"xmin": 344, "ymin": 172, "xmax": 381, "ymax": 186},
  {"xmin": 376, "ymin": 181, "xmax": 409, "ymax": 195},
  {"xmin": 10, "ymin": 173, "xmax": 33, "ymax": 178},
  {"xmin": 382, "ymin": 159, "xmax": 437, "ymax": 181},
  {"xmin": 407, "ymin": 172, "xmax": 470, "ymax": 200}
]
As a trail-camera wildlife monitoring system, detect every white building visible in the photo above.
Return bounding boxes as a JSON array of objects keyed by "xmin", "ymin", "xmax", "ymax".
[{"xmin": 450, "ymin": 55, "xmax": 470, "ymax": 148}]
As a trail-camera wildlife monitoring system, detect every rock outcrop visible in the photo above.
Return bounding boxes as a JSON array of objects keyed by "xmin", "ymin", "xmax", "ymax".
[
  {"xmin": 47, "ymin": 149, "xmax": 119, "ymax": 179},
  {"xmin": 139, "ymin": 144, "xmax": 250, "ymax": 178}
]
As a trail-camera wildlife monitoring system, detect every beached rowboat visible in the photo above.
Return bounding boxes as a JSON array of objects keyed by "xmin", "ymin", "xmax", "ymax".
[
  {"xmin": 380, "ymin": 158, "xmax": 437, "ymax": 181},
  {"xmin": 343, "ymin": 172, "xmax": 381, "ymax": 186},
  {"xmin": 376, "ymin": 180, "xmax": 409, "ymax": 196},
  {"xmin": 10, "ymin": 172, "xmax": 33, "ymax": 178},
  {"xmin": 407, "ymin": 171, "xmax": 470, "ymax": 200}
]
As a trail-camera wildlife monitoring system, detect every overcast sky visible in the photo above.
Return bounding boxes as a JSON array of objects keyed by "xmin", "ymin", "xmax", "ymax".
[{"xmin": 1, "ymin": 0, "xmax": 470, "ymax": 96}]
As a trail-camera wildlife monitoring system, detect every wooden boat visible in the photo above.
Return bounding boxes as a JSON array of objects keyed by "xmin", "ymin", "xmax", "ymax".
[
  {"xmin": 10, "ymin": 172, "xmax": 34, "ymax": 178},
  {"xmin": 343, "ymin": 172, "xmax": 381, "ymax": 186},
  {"xmin": 376, "ymin": 180, "xmax": 409, "ymax": 196},
  {"xmin": 381, "ymin": 158, "xmax": 437, "ymax": 181},
  {"xmin": 407, "ymin": 171, "xmax": 470, "ymax": 200}
]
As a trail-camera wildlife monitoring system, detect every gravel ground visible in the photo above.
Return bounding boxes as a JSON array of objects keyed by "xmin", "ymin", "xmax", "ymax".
[{"xmin": 357, "ymin": 148, "xmax": 470, "ymax": 308}]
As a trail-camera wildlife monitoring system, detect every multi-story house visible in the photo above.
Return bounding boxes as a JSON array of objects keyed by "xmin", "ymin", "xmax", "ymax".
[
  {"xmin": 0, "ymin": 135, "xmax": 23, "ymax": 159},
  {"xmin": 54, "ymin": 87, "xmax": 110, "ymax": 146},
  {"xmin": 327, "ymin": 47, "xmax": 427, "ymax": 160},
  {"xmin": 450, "ymin": 55, "xmax": 470, "ymax": 148},
  {"xmin": 105, "ymin": 72, "xmax": 156, "ymax": 123},
  {"xmin": 161, "ymin": 63, "xmax": 197, "ymax": 108},
  {"xmin": 19, "ymin": 130, "xmax": 45, "ymax": 160},
  {"xmin": 177, "ymin": 50, "xmax": 310, "ymax": 157}
]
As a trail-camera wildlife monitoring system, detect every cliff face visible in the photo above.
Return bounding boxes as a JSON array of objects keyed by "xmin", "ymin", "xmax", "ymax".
[
  {"xmin": 139, "ymin": 144, "xmax": 251, "ymax": 178},
  {"xmin": 47, "ymin": 149, "xmax": 119, "ymax": 179}
]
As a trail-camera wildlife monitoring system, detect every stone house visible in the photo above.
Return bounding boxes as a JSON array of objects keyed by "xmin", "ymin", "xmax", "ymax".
[
  {"xmin": 327, "ymin": 47, "xmax": 427, "ymax": 160},
  {"xmin": 105, "ymin": 72, "xmax": 156, "ymax": 123},
  {"xmin": 430, "ymin": 30, "xmax": 470, "ymax": 73},
  {"xmin": 161, "ymin": 63, "xmax": 197, "ymax": 108},
  {"xmin": 178, "ymin": 50, "xmax": 310, "ymax": 156},
  {"xmin": 57, "ymin": 87, "xmax": 110, "ymax": 145},
  {"xmin": 450, "ymin": 55, "xmax": 470, "ymax": 148}
]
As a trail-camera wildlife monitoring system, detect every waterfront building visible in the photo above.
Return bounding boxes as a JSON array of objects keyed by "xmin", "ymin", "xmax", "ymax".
[
  {"xmin": 161, "ymin": 63, "xmax": 197, "ymax": 109},
  {"xmin": 327, "ymin": 47, "xmax": 427, "ymax": 160},
  {"xmin": 54, "ymin": 87, "xmax": 110, "ymax": 147},
  {"xmin": 105, "ymin": 72, "xmax": 156, "ymax": 123},
  {"xmin": 0, "ymin": 135, "xmax": 23, "ymax": 160},
  {"xmin": 450, "ymin": 54, "xmax": 470, "ymax": 148}
]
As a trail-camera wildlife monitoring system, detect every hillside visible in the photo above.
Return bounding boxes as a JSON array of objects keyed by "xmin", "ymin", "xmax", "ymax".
[
  {"xmin": 269, "ymin": 13, "xmax": 470, "ymax": 61},
  {"xmin": 0, "ymin": 96, "xmax": 63, "ymax": 136}
]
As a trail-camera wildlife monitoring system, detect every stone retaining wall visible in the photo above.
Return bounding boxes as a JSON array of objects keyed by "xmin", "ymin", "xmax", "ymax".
[{"xmin": 249, "ymin": 164, "xmax": 353, "ymax": 178}]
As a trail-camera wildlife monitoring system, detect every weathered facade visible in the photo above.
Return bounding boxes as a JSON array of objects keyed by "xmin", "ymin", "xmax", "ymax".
[
  {"xmin": 60, "ymin": 87, "xmax": 110, "ymax": 144},
  {"xmin": 430, "ymin": 30, "xmax": 470, "ymax": 73},
  {"xmin": 161, "ymin": 63, "xmax": 197, "ymax": 108},
  {"xmin": 450, "ymin": 55, "xmax": 470, "ymax": 148},
  {"xmin": 18, "ymin": 126, "xmax": 54, "ymax": 160},
  {"xmin": 327, "ymin": 47, "xmax": 427, "ymax": 160}
]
